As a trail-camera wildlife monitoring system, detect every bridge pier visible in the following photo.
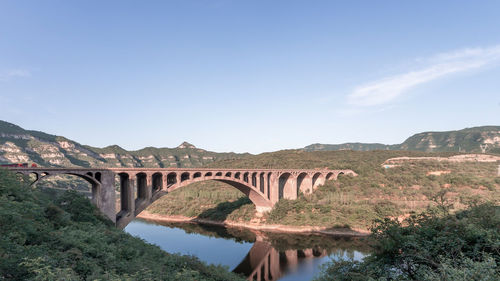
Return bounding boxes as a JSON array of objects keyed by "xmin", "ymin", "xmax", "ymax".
[
  {"xmin": 98, "ymin": 171, "xmax": 117, "ymax": 223},
  {"xmin": 6, "ymin": 167, "xmax": 356, "ymax": 228}
]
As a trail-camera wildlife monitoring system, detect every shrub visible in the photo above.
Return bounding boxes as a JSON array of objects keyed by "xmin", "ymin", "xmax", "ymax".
[{"xmin": 315, "ymin": 203, "xmax": 500, "ymax": 280}]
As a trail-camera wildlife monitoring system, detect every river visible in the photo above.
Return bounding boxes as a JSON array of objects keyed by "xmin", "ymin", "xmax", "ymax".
[{"xmin": 125, "ymin": 219, "xmax": 370, "ymax": 280}]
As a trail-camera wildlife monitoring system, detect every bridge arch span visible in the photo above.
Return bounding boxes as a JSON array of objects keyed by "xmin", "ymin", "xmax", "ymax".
[
  {"xmin": 165, "ymin": 173, "xmax": 272, "ymax": 211},
  {"xmin": 15, "ymin": 170, "xmax": 103, "ymax": 207},
  {"xmin": 297, "ymin": 172, "xmax": 312, "ymax": 195},
  {"xmin": 6, "ymin": 167, "xmax": 356, "ymax": 228},
  {"xmin": 114, "ymin": 171, "xmax": 274, "ymax": 228},
  {"xmin": 278, "ymin": 172, "xmax": 296, "ymax": 200}
]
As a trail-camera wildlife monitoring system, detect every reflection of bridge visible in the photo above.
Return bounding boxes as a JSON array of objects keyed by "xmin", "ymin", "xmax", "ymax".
[
  {"xmin": 233, "ymin": 239, "xmax": 328, "ymax": 281},
  {"xmin": 8, "ymin": 167, "xmax": 356, "ymax": 228}
]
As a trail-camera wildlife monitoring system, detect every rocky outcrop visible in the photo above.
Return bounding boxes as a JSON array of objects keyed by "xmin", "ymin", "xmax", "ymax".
[
  {"xmin": 0, "ymin": 120, "xmax": 249, "ymax": 168},
  {"xmin": 304, "ymin": 126, "xmax": 500, "ymax": 153}
]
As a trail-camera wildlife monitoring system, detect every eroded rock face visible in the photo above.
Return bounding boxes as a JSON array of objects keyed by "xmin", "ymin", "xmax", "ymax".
[
  {"xmin": 0, "ymin": 121, "xmax": 248, "ymax": 168},
  {"xmin": 305, "ymin": 126, "xmax": 500, "ymax": 153}
]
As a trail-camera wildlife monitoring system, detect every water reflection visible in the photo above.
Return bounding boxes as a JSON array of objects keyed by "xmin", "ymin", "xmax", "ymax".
[
  {"xmin": 125, "ymin": 219, "xmax": 370, "ymax": 281},
  {"xmin": 233, "ymin": 239, "xmax": 330, "ymax": 280}
]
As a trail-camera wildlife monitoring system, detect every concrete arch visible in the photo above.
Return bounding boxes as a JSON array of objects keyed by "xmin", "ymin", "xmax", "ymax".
[
  {"xmin": 95, "ymin": 172, "xmax": 102, "ymax": 183},
  {"xmin": 225, "ymin": 172, "xmax": 231, "ymax": 177},
  {"xmin": 215, "ymin": 172, "xmax": 223, "ymax": 176},
  {"xmin": 235, "ymin": 172, "xmax": 241, "ymax": 179},
  {"xmin": 259, "ymin": 172, "xmax": 265, "ymax": 193},
  {"xmin": 266, "ymin": 172, "xmax": 272, "ymax": 199},
  {"xmin": 251, "ymin": 172, "xmax": 257, "ymax": 187},
  {"xmin": 166, "ymin": 172, "xmax": 177, "ymax": 187},
  {"xmin": 180, "ymin": 172, "xmax": 190, "ymax": 182},
  {"xmin": 27, "ymin": 171, "xmax": 101, "ymax": 206},
  {"xmin": 152, "ymin": 172, "xmax": 162, "ymax": 192},
  {"xmin": 165, "ymin": 175, "xmax": 272, "ymax": 212},
  {"xmin": 135, "ymin": 172, "xmax": 148, "ymax": 204},
  {"xmin": 297, "ymin": 172, "xmax": 312, "ymax": 195},
  {"xmin": 114, "ymin": 174, "xmax": 274, "ymax": 227},
  {"xmin": 118, "ymin": 172, "xmax": 132, "ymax": 214},
  {"xmin": 312, "ymin": 172, "xmax": 325, "ymax": 189},
  {"xmin": 278, "ymin": 172, "xmax": 296, "ymax": 200},
  {"xmin": 243, "ymin": 172, "xmax": 249, "ymax": 183}
]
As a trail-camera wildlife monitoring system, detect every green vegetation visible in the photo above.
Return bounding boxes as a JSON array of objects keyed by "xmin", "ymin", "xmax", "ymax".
[
  {"xmin": 305, "ymin": 126, "xmax": 500, "ymax": 153},
  {"xmin": 148, "ymin": 150, "xmax": 499, "ymax": 230},
  {"xmin": 0, "ymin": 168, "xmax": 243, "ymax": 281},
  {"xmin": 314, "ymin": 203, "xmax": 500, "ymax": 280}
]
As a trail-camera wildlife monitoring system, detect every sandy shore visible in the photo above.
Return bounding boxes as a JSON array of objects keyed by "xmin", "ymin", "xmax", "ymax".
[{"xmin": 136, "ymin": 211, "xmax": 370, "ymax": 237}]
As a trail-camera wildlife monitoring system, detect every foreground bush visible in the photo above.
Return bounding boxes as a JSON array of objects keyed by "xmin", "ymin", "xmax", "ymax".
[
  {"xmin": 0, "ymin": 169, "xmax": 243, "ymax": 280},
  {"xmin": 315, "ymin": 203, "xmax": 500, "ymax": 280}
]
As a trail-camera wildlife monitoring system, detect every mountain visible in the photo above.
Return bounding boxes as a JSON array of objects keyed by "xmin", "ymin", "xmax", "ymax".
[
  {"xmin": 304, "ymin": 143, "xmax": 398, "ymax": 152},
  {"xmin": 304, "ymin": 126, "xmax": 500, "ymax": 154},
  {"xmin": 0, "ymin": 120, "xmax": 249, "ymax": 168}
]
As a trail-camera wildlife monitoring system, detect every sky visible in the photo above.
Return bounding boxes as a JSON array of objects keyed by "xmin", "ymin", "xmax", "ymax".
[{"xmin": 1, "ymin": 0, "xmax": 499, "ymax": 154}]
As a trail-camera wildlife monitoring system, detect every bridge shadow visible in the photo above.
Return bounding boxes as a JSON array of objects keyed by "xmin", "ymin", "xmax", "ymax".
[{"xmin": 196, "ymin": 197, "xmax": 253, "ymax": 221}]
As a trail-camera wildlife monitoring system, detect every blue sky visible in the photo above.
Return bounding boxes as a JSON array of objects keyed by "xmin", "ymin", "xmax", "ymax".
[{"xmin": 1, "ymin": 1, "xmax": 499, "ymax": 153}]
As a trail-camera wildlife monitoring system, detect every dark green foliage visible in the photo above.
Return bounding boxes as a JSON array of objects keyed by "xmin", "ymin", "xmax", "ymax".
[
  {"xmin": 0, "ymin": 168, "xmax": 243, "ymax": 281},
  {"xmin": 315, "ymin": 204, "xmax": 500, "ymax": 280}
]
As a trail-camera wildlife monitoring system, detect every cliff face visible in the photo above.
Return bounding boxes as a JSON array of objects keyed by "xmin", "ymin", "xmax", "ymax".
[
  {"xmin": 0, "ymin": 121, "xmax": 248, "ymax": 168},
  {"xmin": 398, "ymin": 126, "xmax": 500, "ymax": 153},
  {"xmin": 304, "ymin": 126, "xmax": 500, "ymax": 154}
]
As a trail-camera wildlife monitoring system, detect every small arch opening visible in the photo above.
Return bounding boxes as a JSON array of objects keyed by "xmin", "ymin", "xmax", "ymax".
[
  {"xmin": 95, "ymin": 172, "xmax": 102, "ymax": 183},
  {"xmin": 234, "ymin": 172, "xmax": 241, "ymax": 179},
  {"xmin": 205, "ymin": 172, "xmax": 213, "ymax": 177},
  {"xmin": 167, "ymin": 172, "xmax": 177, "ymax": 186},
  {"xmin": 215, "ymin": 172, "xmax": 223, "ymax": 176},
  {"xmin": 152, "ymin": 172, "xmax": 163, "ymax": 192},
  {"xmin": 119, "ymin": 173, "xmax": 131, "ymax": 212},
  {"xmin": 259, "ymin": 172, "xmax": 265, "ymax": 193},
  {"xmin": 181, "ymin": 172, "xmax": 190, "ymax": 182},
  {"xmin": 136, "ymin": 173, "xmax": 148, "ymax": 202},
  {"xmin": 225, "ymin": 172, "xmax": 232, "ymax": 177},
  {"xmin": 193, "ymin": 172, "xmax": 202, "ymax": 179},
  {"xmin": 297, "ymin": 172, "xmax": 311, "ymax": 196}
]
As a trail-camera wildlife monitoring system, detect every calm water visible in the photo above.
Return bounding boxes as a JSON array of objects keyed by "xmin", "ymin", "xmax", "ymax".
[{"xmin": 125, "ymin": 219, "xmax": 370, "ymax": 281}]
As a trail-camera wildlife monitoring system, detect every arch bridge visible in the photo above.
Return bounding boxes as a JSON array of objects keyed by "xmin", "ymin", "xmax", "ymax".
[{"xmin": 7, "ymin": 167, "xmax": 356, "ymax": 228}]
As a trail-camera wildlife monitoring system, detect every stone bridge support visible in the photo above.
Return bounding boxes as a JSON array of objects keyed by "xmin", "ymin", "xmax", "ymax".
[{"xmin": 6, "ymin": 167, "xmax": 356, "ymax": 228}]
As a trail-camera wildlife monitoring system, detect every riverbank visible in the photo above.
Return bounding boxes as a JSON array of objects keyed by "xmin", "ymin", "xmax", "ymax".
[{"xmin": 137, "ymin": 210, "xmax": 370, "ymax": 236}]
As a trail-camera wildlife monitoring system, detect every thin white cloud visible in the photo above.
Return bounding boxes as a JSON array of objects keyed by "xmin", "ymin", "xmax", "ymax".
[
  {"xmin": 0, "ymin": 69, "xmax": 31, "ymax": 81},
  {"xmin": 348, "ymin": 45, "xmax": 500, "ymax": 106}
]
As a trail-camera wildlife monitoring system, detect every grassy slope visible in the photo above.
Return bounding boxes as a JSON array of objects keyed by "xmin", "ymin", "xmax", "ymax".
[
  {"xmin": 0, "ymin": 168, "xmax": 243, "ymax": 281},
  {"xmin": 146, "ymin": 150, "xmax": 500, "ymax": 230}
]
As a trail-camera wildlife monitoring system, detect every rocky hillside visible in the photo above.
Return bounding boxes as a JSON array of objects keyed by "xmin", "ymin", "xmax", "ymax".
[
  {"xmin": 0, "ymin": 120, "xmax": 248, "ymax": 168},
  {"xmin": 304, "ymin": 143, "xmax": 397, "ymax": 152},
  {"xmin": 304, "ymin": 126, "xmax": 500, "ymax": 154}
]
